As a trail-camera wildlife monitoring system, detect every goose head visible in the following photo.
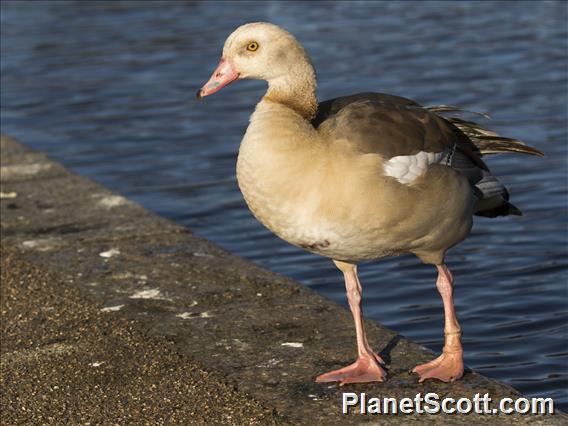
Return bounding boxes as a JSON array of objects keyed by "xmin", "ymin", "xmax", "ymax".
[{"xmin": 197, "ymin": 22, "xmax": 316, "ymax": 100}]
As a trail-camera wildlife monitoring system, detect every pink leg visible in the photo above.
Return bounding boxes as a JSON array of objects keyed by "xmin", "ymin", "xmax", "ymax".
[
  {"xmin": 316, "ymin": 261, "xmax": 387, "ymax": 384},
  {"xmin": 412, "ymin": 264, "xmax": 464, "ymax": 382}
]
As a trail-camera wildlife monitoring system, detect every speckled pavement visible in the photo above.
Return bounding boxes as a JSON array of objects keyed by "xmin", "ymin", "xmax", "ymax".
[
  {"xmin": 1, "ymin": 248, "xmax": 282, "ymax": 425},
  {"xmin": 1, "ymin": 134, "xmax": 564, "ymax": 424}
]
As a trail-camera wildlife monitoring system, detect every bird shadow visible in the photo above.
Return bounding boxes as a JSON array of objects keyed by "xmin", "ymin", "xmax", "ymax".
[{"xmin": 378, "ymin": 334, "xmax": 403, "ymax": 366}]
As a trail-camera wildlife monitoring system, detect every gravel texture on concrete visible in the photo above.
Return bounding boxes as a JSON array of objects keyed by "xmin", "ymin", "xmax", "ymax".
[
  {"xmin": 1, "ymin": 134, "xmax": 564, "ymax": 424},
  {"xmin": 1, "ymin": 248, "xmax": 282, "ymax": 425}
]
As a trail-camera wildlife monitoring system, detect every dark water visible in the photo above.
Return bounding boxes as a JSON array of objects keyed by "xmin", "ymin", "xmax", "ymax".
[{"xmin": 2, "ymin": 0, "xmax": 567, "ymax": 409}]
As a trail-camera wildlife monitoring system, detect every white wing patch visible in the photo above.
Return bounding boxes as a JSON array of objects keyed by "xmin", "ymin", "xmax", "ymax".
[{"xmin": 383, "ymin": 150, "xmax": 445, "ymax": 184}]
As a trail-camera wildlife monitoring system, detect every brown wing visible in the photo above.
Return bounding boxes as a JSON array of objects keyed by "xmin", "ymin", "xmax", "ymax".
[
  {"xmin": 313, "ymin": 93, "xmax": 535, "ymax": 217},
  {"xmin": 313, "ymin": 92, "xmax": 487, "ymax": 170}
]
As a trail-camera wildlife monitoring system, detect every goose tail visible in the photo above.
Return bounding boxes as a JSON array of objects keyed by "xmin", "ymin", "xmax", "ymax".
[
  {"xmin": 427, "ymin": 105, "xmax": 544, "ymax": 157},
  {"xmin": 427, "ymin": 105, "xmax": 543, "ymax": 218}
]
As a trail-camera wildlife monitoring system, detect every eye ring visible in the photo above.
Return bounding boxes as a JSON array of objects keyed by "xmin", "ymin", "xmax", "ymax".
[{"xmin": 246, "ymin": 41, "xmax": 259, "ymax": 52}]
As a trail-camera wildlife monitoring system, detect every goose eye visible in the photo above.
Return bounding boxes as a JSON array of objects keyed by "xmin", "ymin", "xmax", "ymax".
[{"xmin": 246, "ymin": 41, "xmax": 259, "ymax": 52}]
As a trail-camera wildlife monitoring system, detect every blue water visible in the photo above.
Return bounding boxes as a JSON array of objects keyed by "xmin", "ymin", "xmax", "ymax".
[{"xmin": 2, "ymin": 0, "xmax": 567, "ymax": 409}]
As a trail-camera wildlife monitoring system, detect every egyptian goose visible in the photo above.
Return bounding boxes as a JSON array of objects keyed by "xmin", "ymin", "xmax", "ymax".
[{"xmin": 197, "ymin": 22, "xmax": 543, "ymax": 384}]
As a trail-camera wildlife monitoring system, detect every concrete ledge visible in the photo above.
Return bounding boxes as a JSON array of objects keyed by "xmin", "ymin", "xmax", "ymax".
[{"xmin": 1, "ymin": 134, "xmax": 564, "ymax": 424}]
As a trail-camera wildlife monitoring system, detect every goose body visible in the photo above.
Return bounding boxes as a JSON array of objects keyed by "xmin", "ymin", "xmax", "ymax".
[
  {"xmin": 197, "ymin": 22, "xmax": 542, "ymax": 384},
  {"xmin": 237, "ymin": 97, "xmax": 474, "ymax": 264}
]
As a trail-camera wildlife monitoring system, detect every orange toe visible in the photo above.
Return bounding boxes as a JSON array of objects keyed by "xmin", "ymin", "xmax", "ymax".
[
  {"xmin": 316, "ymin": 356, "xmax": 387, "ymax": 384},
  {"xmin": 412, "ymin": 351, "xmax": 464, "ymax": 383}
]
